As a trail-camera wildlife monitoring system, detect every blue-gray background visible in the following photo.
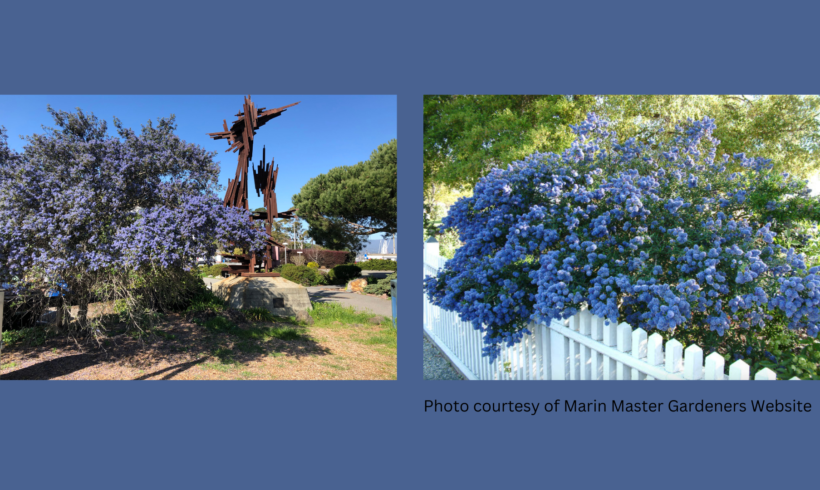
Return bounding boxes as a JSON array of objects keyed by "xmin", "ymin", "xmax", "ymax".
[{"xmin": 2, "ymin": 1, "xmax": 819, "ymax": 488}]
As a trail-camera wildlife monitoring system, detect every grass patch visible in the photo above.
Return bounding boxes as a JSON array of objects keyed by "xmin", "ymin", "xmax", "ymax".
[
  {"xmin": 321, "ymin": 361, "xmax": 349, "ymax": 371},
  {"xmin": 186, "ymin": 289, "xmax": 226, "ymax": 314},
  {"xmin": 203, "ymin": 362, "xmax": 238, "ymax": 373},
  {"xmin": 308, "ymin": 302, "xmax": 397, "ymax": 353},
  {"xmin": 1, "ymin": 326, "xmax": 56, "ymax": 348},
  {"xmin": 242, "ymin": 307, "xmax": 275, "ymax": 323},
  {"xmin": 309, "ymin": 302, "xmax": 391, "ymax": 327},
  {"xmin": 212, "ymin": 347, "xmax": 237, "ymax": 364},
  {"xmin": 1, "ymin": 361, "xmax": 19, "ymax": 370},
  {"xmin": 197, "ymin": 315, "xmax": 305, "ymax": 342},
  {"xmin": 359, "ymin": 329, "xmax": 398, "ymax": 349}
]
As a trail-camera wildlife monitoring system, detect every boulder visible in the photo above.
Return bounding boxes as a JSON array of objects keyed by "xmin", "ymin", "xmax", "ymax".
[
  {"xmin": 214, "ymin": 275, "xmax": 312, "ymax": 316},
  {"xmin": 347, "ymin": 278, "xmax": 368, "ymax": 293}
]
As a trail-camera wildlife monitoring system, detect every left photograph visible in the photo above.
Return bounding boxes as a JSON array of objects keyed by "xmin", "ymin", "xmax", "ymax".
[{"xmin": 0, "ymin": 95, "xmax": 397, "ymax": 380}]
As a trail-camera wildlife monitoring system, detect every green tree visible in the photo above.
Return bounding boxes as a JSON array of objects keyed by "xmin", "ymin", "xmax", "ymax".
[
  {"xmin": 293, "ymin": 140, "xmax": 396, "ymax": 251},
  {"xmin": 424, "ymin": 95, "xmax": 820, "ymax": 191},
  {"xmin": 424, "ymin": 95, "xmax": 597, "ymax": 190},
  {"xmin": 602, "ymin": 95, "xmax": 820, "ymax": 177}
]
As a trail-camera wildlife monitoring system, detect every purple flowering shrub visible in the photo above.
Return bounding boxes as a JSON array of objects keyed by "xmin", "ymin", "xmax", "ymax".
[
  {"xmin": 0, "ymin": 109, "xmax": 266, "ymax": 331},
  {"xmin": 424, "ymin": 113, "xmax": 820, "ymax": 362}
]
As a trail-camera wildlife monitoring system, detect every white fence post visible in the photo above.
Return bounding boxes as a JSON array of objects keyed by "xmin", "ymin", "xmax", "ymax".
[
  {"xmin": 704, "ymin": 352, "xmax": 725, "ymax": 380},
  {"xmin": 590, "ymin": 316, "xmax": 604, "ymax": 379},
  {"xmin": 729, "ymin": 360, "xmax": 750, "ymax": 380},
  {"xmin": 578, "ymin": 309, "xmax": 592, "ymax": 380},
  {"xmin": 631, "ymin": 328, "xmax": 648, "ymax": 380},
  {"xmin": 683, "ymin": 344, "xmax": 704, "ymax": 380},
  {"xmin": 664, "ymin": 339, "xmax": 683, "ymax": 376},
  {"xmin": 568, "ymin": 313, "xmax": 581, "ymax": 380},
  {"xmin": 424, "ymin": 236, "xmax": 439, "ymax": 257},
  {"xmin": 616, "ymin": 322, "xmax": 632, "ymax": 380},
  {"xmin": 602, "ymin": 319, "xmax": 618, "ymax": 380},
  {"xmin": 550, "ymin": 320, "xmax": 569, "ymax": 380},
  {"xmin": 540, "ymin": 323, "xmax": 551, "ymax": 380}
]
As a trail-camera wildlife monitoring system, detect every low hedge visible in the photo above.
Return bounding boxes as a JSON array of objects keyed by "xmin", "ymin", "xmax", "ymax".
[
  {"xmin": 363, "ymin": 272, "xmax": 397, "ymax": 296},
  {"xmin": 282, "ymin": 249, "xmax": 353, "ymax": 268},
  {"xmin": 327, "ymin": 264, "xmax": 362, "ymax": 285},
  {"xmin": 280, "ymin": 264, "xmax": 327, "ymax": 286},
  {"xmin": 357, "ymin": 259, "xmax": 397, "ymax": 271},
  {"xmin": 198, "ymin": 263, "xmax": 228, "ymax": 277}
]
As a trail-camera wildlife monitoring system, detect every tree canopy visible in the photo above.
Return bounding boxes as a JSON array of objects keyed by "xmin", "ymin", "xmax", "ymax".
[
  {"xmin": 0, "ymin": 108, "xmax": 265, "ymax": 329},
  {"xmin": 424, "ymin": 95, "xmax": 596, "ymax": 189},
  {"xmin": 424, "ymin": 95, "xmax": 820, "ymax": 191},
  {"xmin": 293, "ymin": 139, "xmax": 397, "ymax": 251}
]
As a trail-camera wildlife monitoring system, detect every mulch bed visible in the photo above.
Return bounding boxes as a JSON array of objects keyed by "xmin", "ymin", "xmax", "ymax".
[{"xmin": 0, "ymin": 311, "xmax": 396, "ymax": 380}]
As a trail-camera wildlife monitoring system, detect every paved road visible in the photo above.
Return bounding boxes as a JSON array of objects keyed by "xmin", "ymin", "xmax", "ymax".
[
  {"xmin": 306, "ymin": 286, "xmax": 392, "ymax": 317},
  {"xmin": 202, "ymin": 276, "xmax": 222, "ymax": 290},
  {"xmin": 201, "ymin": 277, "xmax": 392, "ymax": 318}
]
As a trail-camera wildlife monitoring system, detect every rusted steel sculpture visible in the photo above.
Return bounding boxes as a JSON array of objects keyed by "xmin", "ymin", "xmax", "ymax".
[{"xmin": 208, "ymin": 95, "xmax": 299, "ymax": 276}]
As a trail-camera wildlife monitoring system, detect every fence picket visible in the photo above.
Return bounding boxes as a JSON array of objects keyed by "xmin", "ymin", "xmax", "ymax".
[
  {"xmin": 527, "ymin": 329, "xmax": 538, "ymax": 380},
  {"xmin": 590, "ymin": 316, "xmax": 604, "ymax": 379},
  {"xmin": 631, "ymin": 329, "xmax": 648, "ymax": 380},
  {"xmin": 541, "ymin": 323, "xmax": 551, "ymax": 380},
  {"xmin": 534, "ymin": 324, "xmax": 543, "ymax": 379},
  {"xmin": 616, "ymin": 323, "xmax": 632, "ymax": 380},
  {"xmin": 602, "ymin": 319, "xmax": 618, "ymax": 380},
  {"xmin": 683, "ymin": 344, "xmax": 703, "ymax": 380},
  {"xmin": 665, "ymin": 339, "xmax": 683, "ymax": 375},
  {"xmin": 579, "ymin": 310, "xmax": 592, "ymax": 380},
  {"xmin": 754, "ymin": 368, "xmax": 777, "ymax": 380},
  {"xmin": 569, "ymin": 338, "xmax": 579, "ymax": 380},
  {"xmin": 550, "ymin": 324, "xmax": 569, "ymax": 380},
  {"xmin": 729, "ymin": 360, "xmax": 750, "ymax": 380},
  {"xmin": 704, "ymin": 352, "xmax": 725, "ymax": 380},
  {"xmin": 424, "ymin": 249, "xmax": 800, "ymax": 382}
]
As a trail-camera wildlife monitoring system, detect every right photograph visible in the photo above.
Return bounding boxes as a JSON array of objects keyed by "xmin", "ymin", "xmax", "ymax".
[{"xmin": 423, "ymin": 95, "xmax": 820, "ymax": 381}]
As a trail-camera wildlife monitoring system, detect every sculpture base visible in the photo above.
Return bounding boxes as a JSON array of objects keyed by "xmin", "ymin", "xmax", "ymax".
[{"xmin": 214, "ymin": 275, "xmax": 311, "ymax": 317}]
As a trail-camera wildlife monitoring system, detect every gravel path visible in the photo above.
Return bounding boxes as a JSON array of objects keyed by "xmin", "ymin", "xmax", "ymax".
[{"xmin": 423, "ymin": 334, "xmax": 464, "ymax": 380}]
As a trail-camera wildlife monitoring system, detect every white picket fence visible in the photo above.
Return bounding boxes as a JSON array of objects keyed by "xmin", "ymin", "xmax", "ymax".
[{"xmin": 423, "ymin": 241, "xmax": 794, "ymax": 381}]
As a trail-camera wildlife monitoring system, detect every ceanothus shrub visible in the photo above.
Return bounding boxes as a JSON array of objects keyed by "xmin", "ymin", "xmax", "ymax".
[
  {"xmin": 0, "ymin": 108, "xmax": 266, "ymax": 326},
  {"xmin": 424, "ymin": 113, "xmax": 820, "ymax": 362}
]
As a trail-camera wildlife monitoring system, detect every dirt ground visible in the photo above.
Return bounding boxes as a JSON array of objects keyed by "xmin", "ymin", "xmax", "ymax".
[{"xmin": 0, "ymin": 312, "xmax": 397, "ymax": 380}]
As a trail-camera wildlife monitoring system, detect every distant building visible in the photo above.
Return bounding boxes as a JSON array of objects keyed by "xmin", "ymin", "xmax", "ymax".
[{"xmin": 357, "ymin": 235, "xmax": 397, "ymax": 262}]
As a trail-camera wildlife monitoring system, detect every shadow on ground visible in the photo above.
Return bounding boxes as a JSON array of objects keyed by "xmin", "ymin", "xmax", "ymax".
[
  {"xmin": 1, "ymin": 353, "xmax": 98, "ymax": 380},
  {"xmin": 0, "ymin": 310, "xmax": 332, "ymax": 380},
  {"xmin": 307, "ymin": 289, "xmax": 348, "ymax": 304}
]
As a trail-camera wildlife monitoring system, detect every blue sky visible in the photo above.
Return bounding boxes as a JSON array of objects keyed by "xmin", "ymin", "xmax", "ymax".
[{"xmin": 0, "ymin": 95, "xmax": 397, "ymax": 236}]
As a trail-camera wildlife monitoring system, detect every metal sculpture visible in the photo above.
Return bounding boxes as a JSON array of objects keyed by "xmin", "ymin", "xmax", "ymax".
[{"xmin": 208, "ymin": 95, "xmax": 299, "ymax": 276}]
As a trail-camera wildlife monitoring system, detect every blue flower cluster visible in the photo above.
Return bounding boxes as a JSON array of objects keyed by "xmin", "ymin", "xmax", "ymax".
[
  {"xmin": 424, "ymin": 113, "xmax": 820, "ymax": 361},
  {"xmin": 0, "ymin": 111, "xmax": 266, "ymax": 297}
]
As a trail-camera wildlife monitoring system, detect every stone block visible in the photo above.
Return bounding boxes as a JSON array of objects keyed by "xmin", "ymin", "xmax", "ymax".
[{"xmin": 214, "ymin": 275, "xmax": 312, "ymax": 316}]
